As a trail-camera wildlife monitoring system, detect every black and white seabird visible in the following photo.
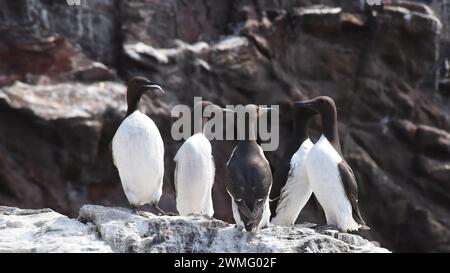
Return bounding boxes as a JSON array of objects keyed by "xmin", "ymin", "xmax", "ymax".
[
  {"xmin": 226, "ymin": 105, "xmax": 273, "ymax": 232},
  {"xmin": 174, "ymin": 101, "xmax": 232, "ymax": 216},
  {"xmin": 271, "ymin": 103, "xmax": 317, "ymax": 226},
  {"xmin": 298, "ymin": 96, "xmax": 369, "ymax": 232},
  {"xmin": 112, "ymin": 76, "xmax": 165, "ymax": 213}
]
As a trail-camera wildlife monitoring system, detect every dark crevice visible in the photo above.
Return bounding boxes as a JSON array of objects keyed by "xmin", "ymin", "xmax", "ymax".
[
  {"xmin": 341, "ymin": 10, "xmax": 379, "ymax": 155},
  {"xmin": 202, "ymin": 0, "xmax": 211, "ymax": 20},
  {"xmin": 242, "ymin": 33, "xmax": 272, "ymax": 61},
  {"xmin": 113, "ymin": 0, "xmax": 126, "ymax": 82}
]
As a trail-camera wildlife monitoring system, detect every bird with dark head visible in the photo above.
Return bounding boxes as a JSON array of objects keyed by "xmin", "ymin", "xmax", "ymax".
[
  {"xmin": 112, "ymin": 76, "xmax": 166, "ymax": 215},
  {"xmin": 126, "ymin": 76, "xmax": 164, "ymax": 117},
  {"xmin": 270, "ymin": 101, "xmax": 318, "ymax": 226},
  {"xmin": 192, "ymin": 101, "xmax": 234, "ymax": 134},
  {"xmin": 226, "ymin": 104, "xmax": 274, "ymax": 232},
  {"xmin": 296, "ymin": 96, "xmax": 369, "ymax": 232},
  {"xmin": 295, "ymin": 96, "xmax": 341, "ymax": 154},
  {"xmin": 270, "ymin": 102, "xmax": 318, "ymax": 215}
]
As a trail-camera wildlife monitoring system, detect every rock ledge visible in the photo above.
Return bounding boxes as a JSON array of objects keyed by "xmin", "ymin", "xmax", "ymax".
[{"xmin": 0, "ymin": 205, "xmax": 389, "ymax": 253}]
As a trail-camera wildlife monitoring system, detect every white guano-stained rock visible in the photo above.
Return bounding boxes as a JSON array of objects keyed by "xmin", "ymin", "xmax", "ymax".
[
  {"xmin": 0, "ymin": 206, "xmax": 112, "ymax": 253},
  {"xmin": 0, "ymin": 205, "xmax": 390, "ymax": 253}
]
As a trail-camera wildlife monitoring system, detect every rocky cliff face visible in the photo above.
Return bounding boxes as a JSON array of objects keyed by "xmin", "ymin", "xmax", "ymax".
[
  {"xmin": 0, "ymin": 205, "xmax": 389, "ymax": 253},
  {"xmin": 0, "ymin": 0, "xmax": 449, "ymax": 252}
]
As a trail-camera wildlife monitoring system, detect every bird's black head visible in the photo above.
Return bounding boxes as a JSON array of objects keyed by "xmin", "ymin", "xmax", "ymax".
[
  {"xmin": 293, "ymin": 101, "xmax": 318, "ymax": 120},
  {"xmin": 290, "ymin": 101, "xmax": 318, "ymax": 141},
  {"xmin": 126, "ymin": 76, "xmax": 164, "ymax": 116},
  {"xmin": 236, "ymin": 104, "xmax": 276, "ymax": 141},
  {"xmin": 295, "ymin": 96, "xmax": 336, "ymax": 117},
  {"xmin": 193, "ymin": 101, "xmax": 234, "ymax": 134},
  {"xmin": 296, "ymin": 96, "xmax": 341, "ymax": 152}
]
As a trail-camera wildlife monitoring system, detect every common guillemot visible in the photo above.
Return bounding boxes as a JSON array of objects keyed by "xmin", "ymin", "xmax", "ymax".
[
  {"xmin": 174, "ymin": 101, "xmax": 232, "ymax": 216},
  {"xmin": 226, "ymin": 104, "xmax": 273, "ymax": 232},
  {"xmin": 270, "ymin": 103, "xmax": 318, "ymax": 226},
  {"xmin": 299, "ymin": 96, "xmax": 369, "ymax": 232},
  {"xmin": 112, "ymin": 76, "xmax": 165, "ymax": 214}
]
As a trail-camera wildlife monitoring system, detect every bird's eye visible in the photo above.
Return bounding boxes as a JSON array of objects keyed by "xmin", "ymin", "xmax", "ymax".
[
  {"xmin": 236, "ymin": 198, "xmax": 242, "ymax": 202},
  {"xmin": 257, "ymin": 198, "xmax": 264, "ymax": 202}
]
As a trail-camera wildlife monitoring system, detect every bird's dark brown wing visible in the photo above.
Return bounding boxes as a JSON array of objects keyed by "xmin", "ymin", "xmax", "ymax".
[
  {"xmin": 252, "ymin": 158, "xmax": 273, "ymax": 198},
  {"xmin": 226, "ymin": 159, "xmax": 256, "ymax": 221},
  {"xmin": 338, "ymin": 160, "xmax": 369, "ymax": 230}
]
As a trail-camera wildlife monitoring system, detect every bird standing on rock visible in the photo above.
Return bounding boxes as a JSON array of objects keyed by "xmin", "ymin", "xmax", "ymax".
[
  {"xmin": 226, "ymin": 105, "xmax": 274, "ymax": 232},
  {"xmin": 271, "ymin": 103, "xmax": 317, "ymax": 226},
  {"xmin": 112, "ymin": 76, "xmax": 165, "ymax": 214},
  {"xmin": 298, "ymin": 96, "xmax": 369, "ymax": 232},
  {"xmin": 174, "ymin": 101, "xmax": 233, "ymax": 216}
]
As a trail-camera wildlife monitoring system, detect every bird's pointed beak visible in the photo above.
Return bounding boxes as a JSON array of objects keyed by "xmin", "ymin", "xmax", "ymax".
[
  {"xmin": 142, "ymin": 84, "xmax": 165, "ymax": 93},
  {"xmin": 295, "ymin": 100, "xmax": 317, "ymax": 111},
  {"xmin": 237, "ymin": 202, "xmax": 256, "ymax": 221},
  {"xmin": 206, "ymin": 105, "xmax": 235, "ymax": 115}
]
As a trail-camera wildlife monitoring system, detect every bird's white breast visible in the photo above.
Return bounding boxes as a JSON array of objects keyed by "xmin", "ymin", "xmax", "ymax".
[
  {"xmin": 305, "ymin": 135, "xmax": 358, "ymax": 231},
  {"xmin": 229, "ymin": 193, "xmax": 245, "ymax": 231},
  {"xmin": 112, "ymin": 110, "xmax": 165, "ymax": 206},
  {"xmin": 271, "ymin": 138, "xmax": 314, "ymax": 226}
]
